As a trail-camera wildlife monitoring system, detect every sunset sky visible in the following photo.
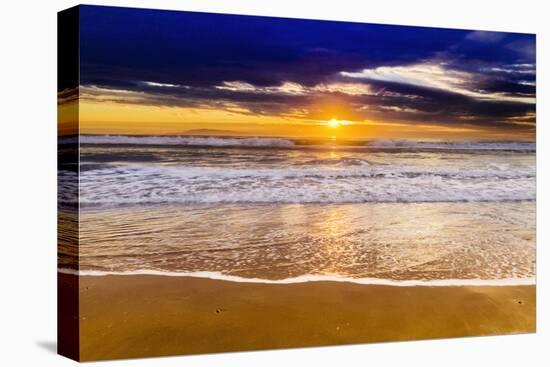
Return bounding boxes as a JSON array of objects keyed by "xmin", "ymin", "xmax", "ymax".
[{"xmin": 65, "ymin": 5, "xmax": 536, "ymax": 140}]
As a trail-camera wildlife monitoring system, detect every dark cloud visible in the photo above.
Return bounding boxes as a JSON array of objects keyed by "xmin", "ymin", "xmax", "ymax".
[{"xmin": 78, "ymin": 5, "xmax": 536, "ymax": 130}]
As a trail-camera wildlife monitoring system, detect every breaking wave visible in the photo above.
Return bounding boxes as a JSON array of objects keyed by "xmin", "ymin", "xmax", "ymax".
[
  {"xmin": 77, "ymin": 135, "xmax": 535, "ymax": 152},
  {"xmin": 76, "ymin": 164, "xmax": 535, "ymax": 206},
  {"xmin": 80, "ymin": 135, "xmax": 296, "ymax": 148},
  {"xmin": 367, "ymin": 139, "xmax": 535, "ymax": 151}
]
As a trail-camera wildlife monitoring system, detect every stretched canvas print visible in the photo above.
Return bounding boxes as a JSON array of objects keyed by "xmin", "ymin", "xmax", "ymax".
[{"xmin": 58, "ymin": 5, "xmax": 536, "ymax": 361}]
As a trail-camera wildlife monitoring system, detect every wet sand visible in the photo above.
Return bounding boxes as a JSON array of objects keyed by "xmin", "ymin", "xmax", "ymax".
[{"xmin": 70, "ymin": 274, "xmax": 535, "ymax": 361}]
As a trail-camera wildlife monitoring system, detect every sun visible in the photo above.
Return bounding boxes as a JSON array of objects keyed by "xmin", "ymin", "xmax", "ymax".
[
  {"xmin": 328, "ymin": 118, "xmax": 341, "ymax": 128},
  {"xmin": 327, "ymin": 118, "xmax": 352, "ymax": 128}
]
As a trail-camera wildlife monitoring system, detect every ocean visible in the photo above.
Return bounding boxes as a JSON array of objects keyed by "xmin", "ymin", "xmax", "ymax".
[{"xmin": 59, "ymin": 135, "xmax": 536, "ymax": 286}]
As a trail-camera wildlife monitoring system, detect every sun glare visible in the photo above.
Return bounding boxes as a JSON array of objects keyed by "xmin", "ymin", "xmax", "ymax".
[
  {"xmin": 327, "ymin": 118, "xmax": 350, "ymax": 128},
  {"xmin": 328, "ymin": 119, "xmax": 340, "ymax": 128}
]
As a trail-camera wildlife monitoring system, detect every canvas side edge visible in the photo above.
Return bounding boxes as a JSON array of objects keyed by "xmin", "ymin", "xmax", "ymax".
[{"xmin": 57, "ymin": 5, "xmax": 81, "ymax": 362}]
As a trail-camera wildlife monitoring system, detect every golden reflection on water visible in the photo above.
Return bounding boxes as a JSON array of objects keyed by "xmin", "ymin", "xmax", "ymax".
[{"xmin": 74, "ymin": 202, "xmax": 536, "ymax": 281}]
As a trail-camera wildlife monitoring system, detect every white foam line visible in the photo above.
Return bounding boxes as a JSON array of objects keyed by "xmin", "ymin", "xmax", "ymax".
[
  {"xmin": 78, "ymin": 136, "xmax": 535, "ymax": 151},
  {"xmin": 79, "ymin": 135, "xmax": 296, "ymax": 148},
  {"xmin": 58, "ymin": 268, "xmax": 535, "ymax": 287}
]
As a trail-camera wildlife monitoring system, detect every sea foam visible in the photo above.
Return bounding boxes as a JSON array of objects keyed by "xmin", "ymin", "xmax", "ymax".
[
  {"xmin": 80, "ymin": 135, "xmax": 296, "ymax": 148},
  {"xmin": 78, "ymin": 135, "xmax": 536, "ymax": 152},
  {"xmin": 76, "ymin": 164, "xmax": 535, "ymax": 206},
  {"xmin": 58, "ymin": 268, "xmax": 535, "ymax": 287}
]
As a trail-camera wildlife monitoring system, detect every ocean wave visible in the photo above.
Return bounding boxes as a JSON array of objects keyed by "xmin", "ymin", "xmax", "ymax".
[
  {"xmin": 81, "ymin": 165, "xmax": 535, "ymax": 180},
  {"xmin": 58, "ymin": 268, "xmax": 535, "ymax": 287},
  {"xmin": 77, "ymin": 164, "xmax": 535, "ymax": 205},
  {"xmin": 367, "ymin": 139, "xmax": 535, "ymax": 151},
  {"xmin": 80, "ymin": 135, "xmax": 296, "ymax": 148},
  {"xmin": 78, "ymin": 135, "xmax": 536, "ymax": 151},
  {"xmin": 296, "ymin": 157, "xmax": 375, "ymax": 166}
]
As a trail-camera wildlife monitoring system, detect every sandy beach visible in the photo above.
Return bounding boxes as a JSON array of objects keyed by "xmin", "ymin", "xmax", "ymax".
[{"xmin": 67, "ymin": 273, "xmax": 535, "ymax": 361}]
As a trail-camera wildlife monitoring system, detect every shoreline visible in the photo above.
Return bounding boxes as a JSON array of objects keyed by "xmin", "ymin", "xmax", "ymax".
[
  {"xmin": 59, "ymin": 269, "xmax": 535, "ymax": 287},
  {"xmin": 69, "ymin": 273, "xmax": 536, "ymax": 361}
]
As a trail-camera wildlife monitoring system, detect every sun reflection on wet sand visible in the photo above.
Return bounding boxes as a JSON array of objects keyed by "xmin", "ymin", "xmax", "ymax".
[{"xmin": 75, "ymin": 202, "xmax": 535, "ymax": 283}]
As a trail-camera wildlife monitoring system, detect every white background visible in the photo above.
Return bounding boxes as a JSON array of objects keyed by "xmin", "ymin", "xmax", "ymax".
[{"xmin": 0, "ymin": 0, "xmax": 547, "ymax": 365}]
